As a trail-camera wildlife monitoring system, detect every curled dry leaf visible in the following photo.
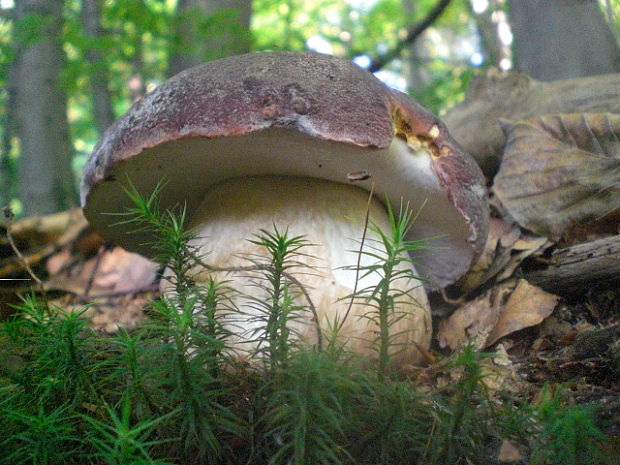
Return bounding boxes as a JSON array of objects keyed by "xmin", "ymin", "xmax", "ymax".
[
  {"xmin": 494, "ymin": 113, "xmax": 620, "ymax": 240},
  {"xmin": 486, "ymin": 279, "xmax": 559, "ymax": 347},
  {"xmin": 46, "ymin": 247, "xmax": 158, "ymax": 296},
  {"xmin": 438, "ymin": 279, "xmax": 559, "ymax": 350},
  {"xmin": 460, "ymin": 218, "xmax": 519, "ymax": 292}
]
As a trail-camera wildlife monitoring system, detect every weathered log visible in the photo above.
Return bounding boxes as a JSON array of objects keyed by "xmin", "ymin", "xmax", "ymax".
[
  {"xmin": 571, "ymin": 325, "xmax": 620, "ymax": 360},
  {"xmin": 526, "ymin": 235, "xmax": 620, "ymax": 295},
  {"xmin": 443, "ymin": 69, "xmax": 620, "ymax": 176}
]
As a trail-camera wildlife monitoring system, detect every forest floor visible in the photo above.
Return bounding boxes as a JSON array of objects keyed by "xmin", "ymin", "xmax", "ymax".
[{"xmin": 1, "ymin": 206, "xmax": 619, "ymax": 464}]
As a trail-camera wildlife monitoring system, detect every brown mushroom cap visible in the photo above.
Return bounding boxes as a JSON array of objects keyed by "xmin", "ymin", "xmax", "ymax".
[{"xmin": 81, "ymin": 51, "xmax": 488, "ymax": 288}]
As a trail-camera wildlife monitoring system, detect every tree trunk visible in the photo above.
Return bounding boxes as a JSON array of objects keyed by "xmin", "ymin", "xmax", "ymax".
[
  {"xmin": 469, "ymin": 0, "xmax": 504, "ymax": 68},
  {"xmin": 81, "ymin": 0, "xmax": 115, "ymax": 134},
  {"xmin": 13, "ymin": 0, "xmax": 77, "ymax": 216},
  {"xmin": 402, "ymin": 0, "xmax": 427, "ymax": 92},
  {"xmin": 168, "ymin": 0, "xmax": 252, "ymax": 76},
  {"xmin": 1, "ymin": 49, "xmax": 17, "ymax": 208},
  {"xmin": 509, "ymin": 0, "xmax": 620, "ymax": 81}
]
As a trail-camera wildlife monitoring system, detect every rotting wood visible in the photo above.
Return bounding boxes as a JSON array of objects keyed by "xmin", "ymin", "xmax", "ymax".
[
  {"xmin": 0, "ymin": 209, "xmax": 92, "ymax": 279},
  {"xmin": 443, "ymin": 69, "xmax": 620, "ymax": 176},
  {"xmin": 525, "ymin": 234, "xmax": 620, "ymax": 295},
  {"xmin": 0, "ymin": 208, "xmax": 85, "ymax": 246}
]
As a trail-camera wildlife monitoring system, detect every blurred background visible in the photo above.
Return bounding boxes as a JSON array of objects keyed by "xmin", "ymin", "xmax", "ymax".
[{"xmin": 0, "ymin": 0, "xmax": 618, "ymax": 217}]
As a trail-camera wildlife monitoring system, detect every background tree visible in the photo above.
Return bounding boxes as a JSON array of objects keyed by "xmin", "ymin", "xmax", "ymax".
[
  {"xmin": 0, "ymin": 0, "xmax": 618, "ymax": 215},
  {"xmin": 168, "ymin": 0, "xmax": 252, "ymax": 75},
  {"xmin": 509, "ymin": 0, "xmax": 620, "ymax": 80},
  {"xmin": 10, "ymin": 0, "xmax": 77, "ymax": 216},
  {"xmin": 80, "ymin": 0, "xmax": 115, "ymax": 134}
]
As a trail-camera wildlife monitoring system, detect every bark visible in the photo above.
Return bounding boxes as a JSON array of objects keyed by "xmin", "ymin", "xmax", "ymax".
[
  {"xmin": 402, "ymin": 0, "xmax": 427, "ymax": 92},
  {"xmin": 509, "ymin": 0, "xmax": 620, "ymax": 81},
  {"xmin": 442, "ymin": 69, "xmax": 620, "ymax": 176},
  {"xmin": 13, "ymin": 0, "xmax": 77, "ymax": 215},
  {"xmin": 469, "ymin": 0, "xmax": 504, "ymax": 68},
  {"xmin": 526, "ymin": 235, "xmax": 620, "ymax": 296},
  {"xmin": 168, "ymin": 0, "xmax": 252, "ymax": 76},
  {"xmin": 1, "ymin": 51, "xmax": 16, "ymax": 207},
  {"xmin": 81, "ymin": 0, "xmax": 115, "ymax": 133}
]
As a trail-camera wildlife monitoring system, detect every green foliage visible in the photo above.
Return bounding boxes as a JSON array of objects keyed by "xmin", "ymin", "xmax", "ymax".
[
  {"xmin": 347, "ymin": 201, "xmax": 429, "ymax": 379},
  {"xmin": 530, "ymin": 387, "xmax": 607, "ymax": 465},
  {"xmin": 423, "ymin": 347, "xmax": 494, "ymax": 463},
  {"xmin": 260, "ymin": 350, "xmax": 359, "ymax": 465},
  {"xmin": 0, "ymin": 0, "xmax": 486, "ymax": 210},
  {"xmin": 247, "ymin": 226, "xmax": 313, "ymax": 371},
  {"xmin": 1, "ymin": 403, "xmax": 82, "ymax": 465},
  {"xmin": 82, "ymin": 394, "xmax": 177, "ymax": 465}
]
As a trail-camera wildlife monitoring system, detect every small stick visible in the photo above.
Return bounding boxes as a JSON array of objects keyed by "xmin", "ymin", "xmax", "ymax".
[
  {"xmin": 84, "ymin": 245, "xmax": 105, "ymax": 296},
  {"xmin": 338, "ymin": 178, "xmax": 375, "ymax": 333},
  {"xmin": 3, "ymin": 206, "xmax": 49, "ymax": 308}
]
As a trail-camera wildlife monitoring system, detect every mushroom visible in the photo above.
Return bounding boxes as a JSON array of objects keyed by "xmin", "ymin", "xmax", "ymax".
[{"xmin": 81, "ymin": 51, "xmax": 488, "ymax": 363}]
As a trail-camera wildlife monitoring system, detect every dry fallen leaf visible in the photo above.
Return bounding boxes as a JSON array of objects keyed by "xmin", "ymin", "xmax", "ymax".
[
  {"xmin": 494, "ymin": 235, "xmax": 549, "ymax": 282},
  {"xmin": 460, "ymin": 218, "xmax": 520, "ymax": 292},
  {"xmin": 438, "ymin": 279, "xmax": 559, "ymax": 350},
  {"xmin": 494, "ymin": 113, "xmax": 620, "ymax": 240},
  {"xmin": 497, "ymin": 439, "xmax": 522, "ymax": 463},
  {"xmin": 486, "ymin": 279, "xmax": 559, "ymax": 347},
  {"xmin": 438, "ymin": 283, "xmax": 508, "ymax": 350},
  {"xmin": 46, "ymin": 247, "xmax": 158, "ymax": 296}
]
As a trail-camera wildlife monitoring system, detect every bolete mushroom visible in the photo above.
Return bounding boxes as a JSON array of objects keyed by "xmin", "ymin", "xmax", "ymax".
[{"xmin": 81, "ymin": 51, "xmax": 488, "ymax": 363}]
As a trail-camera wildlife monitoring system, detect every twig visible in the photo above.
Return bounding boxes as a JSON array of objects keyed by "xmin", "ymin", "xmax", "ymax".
[
  {"xmin": 72, "ymin": 283, "xmax": 160, "ymax": 302},
  {"xmin": 338, "ymin": 181, "xmax": 375, "ymax": 333},
  {"xmin": 439, "ymin": 287, "xmax": 465, "ymax": 305},
  {"xmin": 2, "ymin": 206, "xmax": 49, "ymax": 308},
  {"xmin": 368, "ymin": 0, "xmax": 452, "ymax": 73},
  {"xmin": 84, "ymin": 245, "xmax": 105, "ymax": 296}
]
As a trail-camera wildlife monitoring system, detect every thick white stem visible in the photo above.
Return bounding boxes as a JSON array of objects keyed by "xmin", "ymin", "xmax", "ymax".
[{"xmin": 166, "ymin": 176, "xmax": 431, "ymax": 363}]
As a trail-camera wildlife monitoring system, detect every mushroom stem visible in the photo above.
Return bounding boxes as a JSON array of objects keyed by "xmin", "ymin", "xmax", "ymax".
[{"xmin": 163, "ymin": 176, "xmax": 431, "ymax": 362}]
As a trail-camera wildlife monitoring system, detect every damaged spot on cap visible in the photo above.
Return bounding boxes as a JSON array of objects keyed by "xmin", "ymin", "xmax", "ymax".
[
  {"xmin": 347, "ymin": 170, "xmax": 372, "ymax": 182},
  {"xmin": 407, "ymin": 136, "xmax": 423, "ymax": 152},
  {"xmin": 261, "ymin": 95, "xmax": 279, "ymax": 119},
  {"xmin": 428, "ymin": 125, "xmax": 440, "ymax": 140},
  {"xmin": 292, "ymin": 97, "xmax": 310, "ymax": 115}
]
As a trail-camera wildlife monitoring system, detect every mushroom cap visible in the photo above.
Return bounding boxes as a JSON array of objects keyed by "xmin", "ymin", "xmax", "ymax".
[{"xmin": 81, "ymin": 51, "xmax": 488, "ymax": 288}]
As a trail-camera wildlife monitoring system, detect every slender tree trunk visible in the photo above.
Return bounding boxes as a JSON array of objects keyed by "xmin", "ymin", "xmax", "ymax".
[
  {"xmin": 13, "ymin": 0, "xmax": 77, "ymax": 216},
  {"xmin": 81, "ymin": 0, "xmax": 115, "ymax": 134},
  {"xmin": 168, "ymin": 0, "xmax": 252, "ymax": 76},
  {"xmin": 469, "ymin": 0, "xmax": 504, "ymax": 68},
  {"xmin": 402, "ymin": 0, "xmax": 427, "ymax": 92},
  {"xmin": 1, "ymin": 51, "xmax": 17, "ymax": 207},
  {"xmin": 509, "ymin": 0, "xmax": 620, "ymax": 80}
]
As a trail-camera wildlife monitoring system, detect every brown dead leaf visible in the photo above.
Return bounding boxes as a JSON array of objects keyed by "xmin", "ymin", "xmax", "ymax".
[
  {"xmin": 494, "ymin": 113, "xmax": 620, "ymax": 240},
  {"xmin": 486, "ymin": 280, "xmax": 559, "ymax": 347},
  {"xmin": 495, "ymin": 235, "xmax": 549, "ymax": 282},
  {"xmin": 438, "ymin": 279, "xmax": 559, "ymax": 350},
  {"xmin": 46, "ymin": 247, "xmax": 158, "ymax": 296},
  {"xmin": 461, "ymin": 218, "xmax": 519, "ymax": 292},
  {"xmin": 89, "ymin": 297, "xmax": 147, "ymax": 332},
  {"xmin": 438, "ymin": 283, "xmax": 509, "ymax": 350},
  {"xmin": 497, "ymin": 439, "xmax": 522, "ymax": 463},
  {"xmin": 436, "ymin": 342, "xmax": 524, "ymax": 395}
]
